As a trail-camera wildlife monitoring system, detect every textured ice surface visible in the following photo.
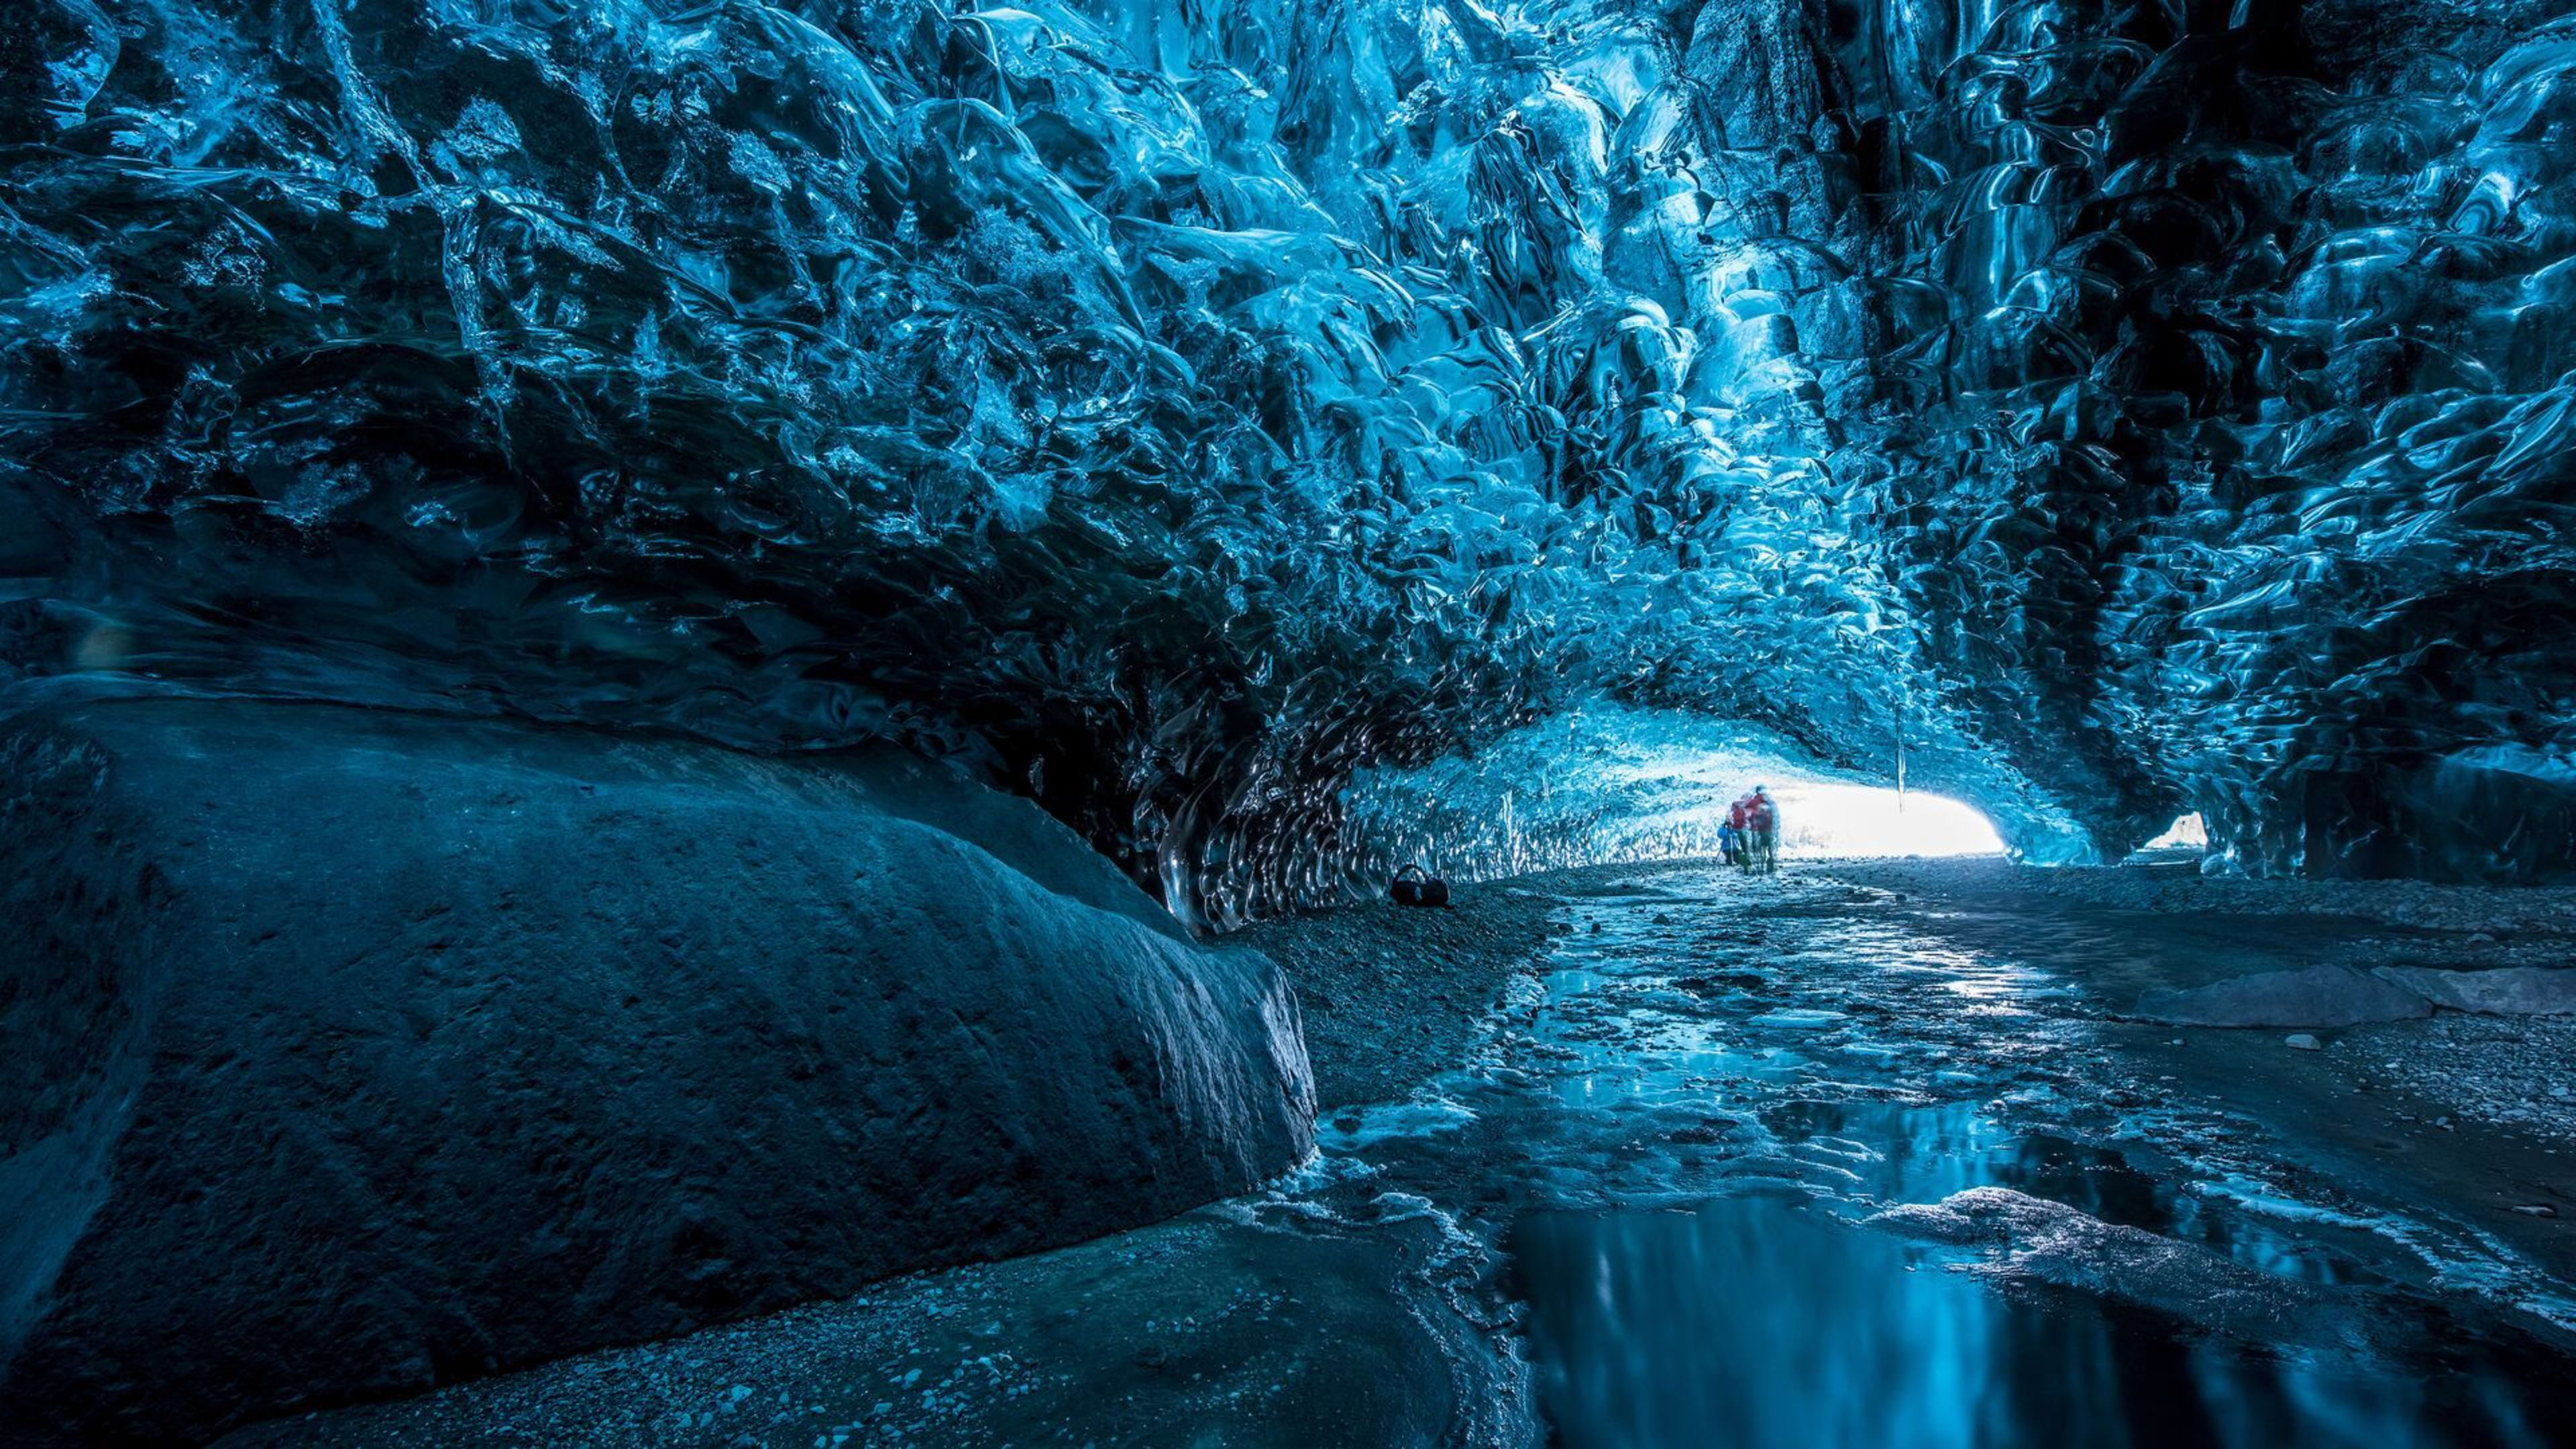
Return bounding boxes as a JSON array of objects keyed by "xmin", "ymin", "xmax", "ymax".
[{"xmin": 8, "ymin": 0, "xmax": 2576, "ymax": 917}]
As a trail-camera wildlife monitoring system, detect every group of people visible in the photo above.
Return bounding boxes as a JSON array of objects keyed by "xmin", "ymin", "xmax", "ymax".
[{"xmin": 1717, "ymin": 785, "xmax": 1780, "ymax": 874}]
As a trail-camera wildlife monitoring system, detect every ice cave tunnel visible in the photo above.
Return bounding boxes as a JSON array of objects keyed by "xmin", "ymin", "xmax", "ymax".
[{"xmin": 7, "ymin": 0, "xmax": 2576, "ymax": 1444}]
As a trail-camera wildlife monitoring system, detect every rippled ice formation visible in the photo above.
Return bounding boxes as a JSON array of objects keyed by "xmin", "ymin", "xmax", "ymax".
[{"xmin": 7, "ymin": 0, "xmax": 2576, "ymax": 918}]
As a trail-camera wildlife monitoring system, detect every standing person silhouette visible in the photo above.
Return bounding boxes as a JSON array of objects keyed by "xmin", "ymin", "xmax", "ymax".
[{"xmin": 1735, "ymin": 785, "xmax": 1780, "ymax": 874}]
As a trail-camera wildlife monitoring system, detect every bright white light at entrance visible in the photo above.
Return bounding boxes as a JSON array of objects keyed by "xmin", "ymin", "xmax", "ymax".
[
  {"xmin": 2144, "ymin": 812, "xmax": 2207, "ymax": 849},
  {"xmin": 1342, "ymin": 703, "xmax": 2046, "ymax": 881},
  {"xmin": 1770, "ymin": 784, "xmax": 2005, "ymax": 858}
]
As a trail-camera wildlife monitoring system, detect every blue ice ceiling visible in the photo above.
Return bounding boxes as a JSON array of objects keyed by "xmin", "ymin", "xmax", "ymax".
[{"xmin": 7, "ymin": 0, "xmax": 2576, "ymax": 919}]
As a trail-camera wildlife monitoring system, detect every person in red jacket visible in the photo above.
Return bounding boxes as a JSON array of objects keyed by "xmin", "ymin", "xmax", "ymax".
[
  {"xmin": 1722, "ymin": 794, "xmax": 1750, "ymax": 865},
  {"xmin": 1735, "ymin": 786, "xmax": 1779, "ymax": 874}
]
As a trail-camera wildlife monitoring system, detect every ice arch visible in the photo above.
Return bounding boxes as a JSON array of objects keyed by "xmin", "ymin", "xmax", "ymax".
[{"xmin": 1331, "ymin": 704, "xmax": 2053, "ymax": 906}]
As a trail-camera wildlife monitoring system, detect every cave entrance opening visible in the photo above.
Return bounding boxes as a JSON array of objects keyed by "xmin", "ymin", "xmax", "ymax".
[
  {"xmin": 1764, "ymin": 782, "xmax": 2006, "ymax": 859},
  {"xmin": 1340, "ymin": 704, "xmax": 2027, "ymax": 888},
  {"xmin": 2143, "ymin": 812, "xmax": 2209, "ymax": 850}
]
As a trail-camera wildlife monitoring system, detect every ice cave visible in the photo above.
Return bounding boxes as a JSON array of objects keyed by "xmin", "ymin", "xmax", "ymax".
[{"xmin": 6, "ymin": 0, "xmax": 2576, "ymax": 1443}]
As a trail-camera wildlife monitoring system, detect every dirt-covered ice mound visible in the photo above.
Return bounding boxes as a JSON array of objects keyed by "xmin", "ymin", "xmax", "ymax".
[
  {"xmin": 2137, "ymin": 963, "xmax": 2576, "ymax": 1028},
  {"xmin": 2137, "ymin": 965, "xmax": 2436, "ymax": 1028},
  {"xmin": 0, "ymin": 700, "xmax": 1313, "ymax": 1445}
]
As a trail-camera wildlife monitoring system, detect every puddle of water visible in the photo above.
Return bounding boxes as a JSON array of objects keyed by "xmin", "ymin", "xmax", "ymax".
[
  {"xmin": 1514, "ymin": 1195, "xmax": 2576, "ymax": 1449},
  {"xmin": 1411, "ymin": 867, "xmax": 2576, "ymax": 1447}
]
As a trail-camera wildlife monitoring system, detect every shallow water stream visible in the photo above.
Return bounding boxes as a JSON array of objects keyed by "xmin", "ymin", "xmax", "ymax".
[
  {"xmin": 1376, "ymin": 868, "xmax": 2576, "ymax": 1446},
  {"xmin": 244, "ymin": 863, "xmax": 2576, "ymax": 1447}
]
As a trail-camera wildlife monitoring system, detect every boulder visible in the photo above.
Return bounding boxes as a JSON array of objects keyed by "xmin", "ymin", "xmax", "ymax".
[
  {"xmin": 2373, "ymin": 965, "xmax": 2576, "ymax": 1016},
  {"xmin": 1866, "ymin": 1187, "xmax": 2345, "ymax": 1348},
  {"xmin": 2133, "ymin": 964, "xmax": 2433, "ymax": 1028},
  {"xmin": 2137, "ymin": 961, "xmax": 2576, "ymax": 1029},
  {"xmin": 0, "ymin": 700, "xmax": 1313, "ymax": 1444}
]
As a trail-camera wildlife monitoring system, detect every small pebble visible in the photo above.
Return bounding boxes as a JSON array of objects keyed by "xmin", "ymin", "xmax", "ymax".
[{"xmin": 2284, "ymin": 1033, "xmax": 2322, "ymax": 1051}]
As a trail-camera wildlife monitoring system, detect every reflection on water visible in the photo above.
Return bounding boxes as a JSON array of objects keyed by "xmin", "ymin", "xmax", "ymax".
[
  {"xmin": 1522, "ymin": 1197, "xmax": 2052, "ymax": 1449},
  {"xmin": 1472, "ymin": 869, "xmax": 2576, "ymax": 1449},
  {"xmin": 1478, "ymin": 871, "xmax": 2576, "ymax": 1448},
  {"xmin": 1515, "ymin": 1196, "xmax": 2576, "ymax": 1449}
]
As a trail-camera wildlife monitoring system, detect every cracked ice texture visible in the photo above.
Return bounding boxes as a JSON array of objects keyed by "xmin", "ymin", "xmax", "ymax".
[{"xmin": 5, "ymin": 0, "xmax": 2576, "ymax": 919}]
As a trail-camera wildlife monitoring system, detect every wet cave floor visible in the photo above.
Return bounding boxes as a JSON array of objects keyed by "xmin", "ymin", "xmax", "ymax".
[{"xmin": 235, "ymin": 859, "xmax": 2576, "ymax": 1448}]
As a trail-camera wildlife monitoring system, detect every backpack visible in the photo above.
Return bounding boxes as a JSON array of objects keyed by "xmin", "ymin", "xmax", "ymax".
[{"xmin": 1390, "ymin": 863, "xmax": 1450, "ymax": 908}]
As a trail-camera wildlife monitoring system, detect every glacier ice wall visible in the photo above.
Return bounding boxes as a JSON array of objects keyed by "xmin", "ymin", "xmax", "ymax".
[
  {"xmin": 1866, "ymin": 0, "xmax": 2576, "ymax": 883},
  {"xmin": 7, "ymin": 0, "xmax": 2576, "ymax": 918}
]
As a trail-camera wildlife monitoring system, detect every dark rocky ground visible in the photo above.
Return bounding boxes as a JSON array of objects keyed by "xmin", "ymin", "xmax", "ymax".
[{"xmin": 1229, "ymin": 875, "xmax": 1583, "ymax": 1107}]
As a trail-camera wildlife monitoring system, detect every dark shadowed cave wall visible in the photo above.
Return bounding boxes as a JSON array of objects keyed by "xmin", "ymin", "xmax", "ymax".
[{"xmin": 7, "ymin": 0, "xmax": 2576, "ymax": 922}]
